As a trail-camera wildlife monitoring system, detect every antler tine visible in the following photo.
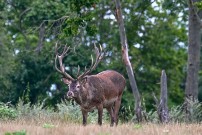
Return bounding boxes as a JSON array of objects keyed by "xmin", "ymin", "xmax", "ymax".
[
  {"xmin": 91, "ymin": 44, "xmax": 102, "ymax": 70},
  {"xmin": 55, "ymin": 42, "xmax": 59, "ymax": 55},
  {"xmin": 78, "ymin": 44, "xmax": 104, "ymax": 79},
  {"xmin": 55, "ymin": 43, "xmax": 74, "ymax": 81},
  {"xmin": 94, "ymin": 44, "xmax": 103, "ymax": 59},
  {"xmin": 55, "ymin": 42, "xmax": 62, "ymax": 73},
  {"xmin": 90, "ymin": 44, "xmax": 103, "ymax": 70},
  {"xmin": 90, "ymin": 54, "xmax": 94, "ymax": 69},
  {"xmin": 55, "ymin": 54, "xmax": 62, "ymax": 74},
  {"xmin": 77, "ymin": 55, "xmax": 94, "ymax": 79},
  {"xmin": 76, "ymin": 65, "xmax": 80, "ymax": 77},
  {"xmin": 63, "ymin": 45, "xmax": 70, "ymax": 57},
  {"xmin": 94, "ymin": 44, "xmax": 99, "ymax": 58}
]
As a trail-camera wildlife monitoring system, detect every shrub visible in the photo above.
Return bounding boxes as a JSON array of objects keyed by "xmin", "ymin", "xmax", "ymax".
[
  {"xmin": 56, "ymin": 100, "xmax": 109, "ymax": 124},
  {"xmin": 0, "ymin": 102, "xmax": 17, "ymax": 120},
  {"xmin": 15, "ymin": 99, "xmax": 55, "ymax": 122},
  {"xmin": 56, "ymin": 100, "xmax": 82, "ymax": 122},
  {"xmin": 184, "ymin": 100, "xmax": 202, "ymax": 123},
  {"xmin": 4, "ymin": 130, "xmax": 26, "ymax": 135},
  {"xmin": 143, "ymin": 100, "xmax": 202, "ymax": 123}
]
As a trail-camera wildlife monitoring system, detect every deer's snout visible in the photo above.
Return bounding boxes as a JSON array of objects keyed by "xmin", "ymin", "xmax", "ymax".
[{"xmin": 67, "ymin": 91, "xmax": 74, "ymax": 97}]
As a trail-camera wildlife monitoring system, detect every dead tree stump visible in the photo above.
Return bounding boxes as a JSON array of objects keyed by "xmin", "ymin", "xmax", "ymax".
[{"xmin": 158, "ymin": 70, "xmax": 169, "ymax": 123}]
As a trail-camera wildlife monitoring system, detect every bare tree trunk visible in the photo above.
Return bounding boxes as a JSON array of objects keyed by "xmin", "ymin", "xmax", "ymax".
[
  {"xmin": 114, "ymin": 0, "xmax": 142, "ymax": 122},
  {"xmin": 158, "ymin": 70, "xmax": 169, "ymax": 123},
  {"xmin": 185, "ymin": 0, "xmax": 201, "ymax": 121},
  {"xmin": 186, "ymin": 0, "xmax": 201, "ymax": 101}
]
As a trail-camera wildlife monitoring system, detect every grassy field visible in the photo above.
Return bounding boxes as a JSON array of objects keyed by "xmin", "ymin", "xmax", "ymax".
[{"xmin": 1, "ymin": 120, "xmax": 202, "ymax": 135}]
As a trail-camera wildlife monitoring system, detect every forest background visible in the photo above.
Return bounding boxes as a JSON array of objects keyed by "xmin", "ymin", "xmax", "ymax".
[{"xmin": 0, "ymin": 0, "xmax": 202, "ymax": 121}]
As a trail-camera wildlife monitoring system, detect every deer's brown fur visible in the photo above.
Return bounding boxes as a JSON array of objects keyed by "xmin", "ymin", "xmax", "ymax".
[
  {"xmin": 63, "ymin": 70, "xmax": 125, "ymax": 126},
  {"xmin": 55, "ymin": 45, "xmax": 125, "ymax": 126}
]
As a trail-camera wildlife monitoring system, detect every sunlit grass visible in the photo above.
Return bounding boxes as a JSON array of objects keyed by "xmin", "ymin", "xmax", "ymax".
[
  {"xmin": 1, "ymin": 101, "xmax": 202, "ymax": 135},
  {"xmin": 1, "ymin": 120, "xmax": 202, "ymax": 135}
]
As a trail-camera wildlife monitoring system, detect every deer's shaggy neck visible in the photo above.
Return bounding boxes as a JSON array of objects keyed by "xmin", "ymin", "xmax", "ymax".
[{"xmin": 74, "ymin": 85, "xmax": 88, "ymax": 105}]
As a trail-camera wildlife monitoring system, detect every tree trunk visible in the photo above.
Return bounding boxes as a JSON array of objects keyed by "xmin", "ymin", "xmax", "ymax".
[
  {"xmin": 186, "ymin": 0, "xmax": 201, "ymax": 101},
  {"xmin": 114, "ymin": 0, "xmax": 142, "ymax": 122},
  {"xmin": 185, "ymin": 0, "xmax": 201, "ymax": 121},
  {"xmin": 158, "ymin": 70, "xmax": 169, "ymax": 123}
]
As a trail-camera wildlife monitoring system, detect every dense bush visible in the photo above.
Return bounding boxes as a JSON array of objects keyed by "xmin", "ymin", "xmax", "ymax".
[{"xmin": 0, "ymin": 102, "xmax": 17, "ymax": 120}]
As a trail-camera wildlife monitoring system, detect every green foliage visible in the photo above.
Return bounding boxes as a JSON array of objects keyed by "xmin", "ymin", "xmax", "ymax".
[
  {"xmin": 145, "ymin": 109, "xmax": 159, "ymax": 123},
  {"xmin": 0, "ymin": 99, "xmax": 202, "ymax": 124},
  {"xmin": 194, "ymin": 1, "xmax": 202, "ymax": 10},
  {"xmin": 0, "ymin": 33, "xmax": 17, "ymax": 102},
  {"xmin": 144, "ymin": 101, "xmax": 202, "ymax": 123},
  {"xmin": 169, "ymin": 105, "xmax": 185, "ymax": 122},
  {"xmin": 1, "ymin": 99, "xmax": 109, "ymax": 124},
  {"xmin": 169, "ymin": 101, "xmax": 202, "ymax": 123},
  {"xmin": 42, "ymin": 123, "xmax": 55, "ymax": 128},
  {"xmin": 0, "ymin": 0, "xmax": 200, "ymax": 122},
  {"xmin": 56, "ymin": 100, "xmax": 109, "ymax": 124},
  {"xmin": 133, "ymin": 124, "xmax": 142, "ymax": 129},
  {"xmin": 21, "ymin": 82, "xmax": 31, "ymax": 103},
  {"xmin": 5, "ymin": 130, "xmax": 26, "ymax": 135},
  {"xmin": 198, "ymin": 66, "xmax": 202, "ymax": 102},
  {"xmin": 11, "ymin": 47, "xmax": 60, "ymax": 105},
  {"xmin": 119, "ymin": 105, "xmax": 134, "ymax": 122},
  {"xmin": 60, "ymin": 0, "xmax": 99, "ymax": 38},
  {"xmin": 0, "ymin": 102, "xmax": 17, "ymax": 120},
  {"xmin": 56, "ymin": 100, "xmax": 82, "ymax": 122},
  {"xmin": 16, "ymin": 99, "xmax": 54, "ymax": 121},
  {"xmin": 185, "ymin": 100, "xmax": 202, "ymax": 123}
]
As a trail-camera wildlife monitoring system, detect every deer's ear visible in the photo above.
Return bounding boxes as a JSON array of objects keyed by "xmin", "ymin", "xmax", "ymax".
[
  {"xmin": 62, "ymin": 78, "xmax": 71, "ymax": 85},
  {"xmin": 80, "ymin": 76, "xmax": 88, "ymax": 84}
]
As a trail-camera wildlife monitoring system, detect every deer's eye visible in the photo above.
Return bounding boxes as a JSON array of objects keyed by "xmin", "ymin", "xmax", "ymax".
[{"xmin": 76, "ymin": 85, "xmax": 80, "ymax": 89}]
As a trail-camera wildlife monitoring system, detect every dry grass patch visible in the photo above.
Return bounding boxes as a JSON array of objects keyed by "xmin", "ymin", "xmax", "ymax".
[{"xmin": 0, "ymin": 121, "xmax": 202, "ymax": 135}]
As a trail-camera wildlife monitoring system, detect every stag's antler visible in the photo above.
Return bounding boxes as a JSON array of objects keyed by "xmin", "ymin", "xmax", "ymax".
[
  {"xmin": 55, "ymin": 43, "xmax": 74, "ymax": 81},
  {"xmin": 78, "ymin": 44, "xmax": 104, "ymax": 79}
]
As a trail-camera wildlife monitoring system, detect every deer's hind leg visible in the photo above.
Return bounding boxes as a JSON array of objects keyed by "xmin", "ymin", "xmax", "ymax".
[
  {"xmin": 106, "ymin": 106, "xmax": 115, "ymax": 126},
  {"xmin": 97, "ymin": 104, "xmax": 103, "ymax": 126},
  {"xmin": 114, "ymin": 97, "xmax": 122, "ymax": 125}
]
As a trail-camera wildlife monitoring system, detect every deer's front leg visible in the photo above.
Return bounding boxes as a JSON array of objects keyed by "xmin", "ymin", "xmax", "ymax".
[
  {"xmin": 81, "ymin": 109, "xmax": 88, "ymax": 126},
  {"xmin": 97, "ymin": 104, "xmax": 103, "ymax": 126}
]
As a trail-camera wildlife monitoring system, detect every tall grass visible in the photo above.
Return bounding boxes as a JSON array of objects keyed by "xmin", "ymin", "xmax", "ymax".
[
  {"xmin": 0, "ymin": 99, "xmax": 110, "ymax": 124},
  {"xmin": 0, "ymin": 99, "xmax": 202, "ymax": 124},
  {"xmin": 56, "ymin": 100, "xmax": 109, "ymax": 124}
]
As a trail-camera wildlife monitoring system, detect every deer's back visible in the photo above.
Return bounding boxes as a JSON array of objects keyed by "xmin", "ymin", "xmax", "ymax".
[
  {"xmin": 88, "ymin": 70, "xmax": 126, "ymax": 97},
  {"xmin": 80, "ymin": 70, "xmax": 125, "ymax": 109}
]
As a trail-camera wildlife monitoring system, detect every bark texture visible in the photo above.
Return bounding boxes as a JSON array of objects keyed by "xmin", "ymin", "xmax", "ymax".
[
  {"xmin": 186, "ymin": 0, "xmax": 201, "ymax": 101},
  {"xmin": 114, "ymin": 0, "xmax": 142, "ymax": 122},
  {"xmin": 185, "ymin": 0, "xmax": 202, "ymax": 122},
  {"xmin": 158, "ymin": 70, "xmax": 169, "ymax": 123}
]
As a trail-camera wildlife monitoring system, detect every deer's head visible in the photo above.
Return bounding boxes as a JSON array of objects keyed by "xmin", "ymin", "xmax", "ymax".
[{"xmin": 55, "ymin": 44, "xmax": 103, "ymax": 98}]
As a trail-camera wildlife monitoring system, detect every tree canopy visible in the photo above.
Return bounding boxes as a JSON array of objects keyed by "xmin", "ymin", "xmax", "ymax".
[{"xmin": 1, "ymin": 0, "xmax": 200, "ymax": 114}]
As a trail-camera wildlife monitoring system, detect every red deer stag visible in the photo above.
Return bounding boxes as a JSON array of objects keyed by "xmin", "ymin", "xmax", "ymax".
[{"xmin": 55, "ymin": 44, "xmax": 126, "ymax": 126}]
